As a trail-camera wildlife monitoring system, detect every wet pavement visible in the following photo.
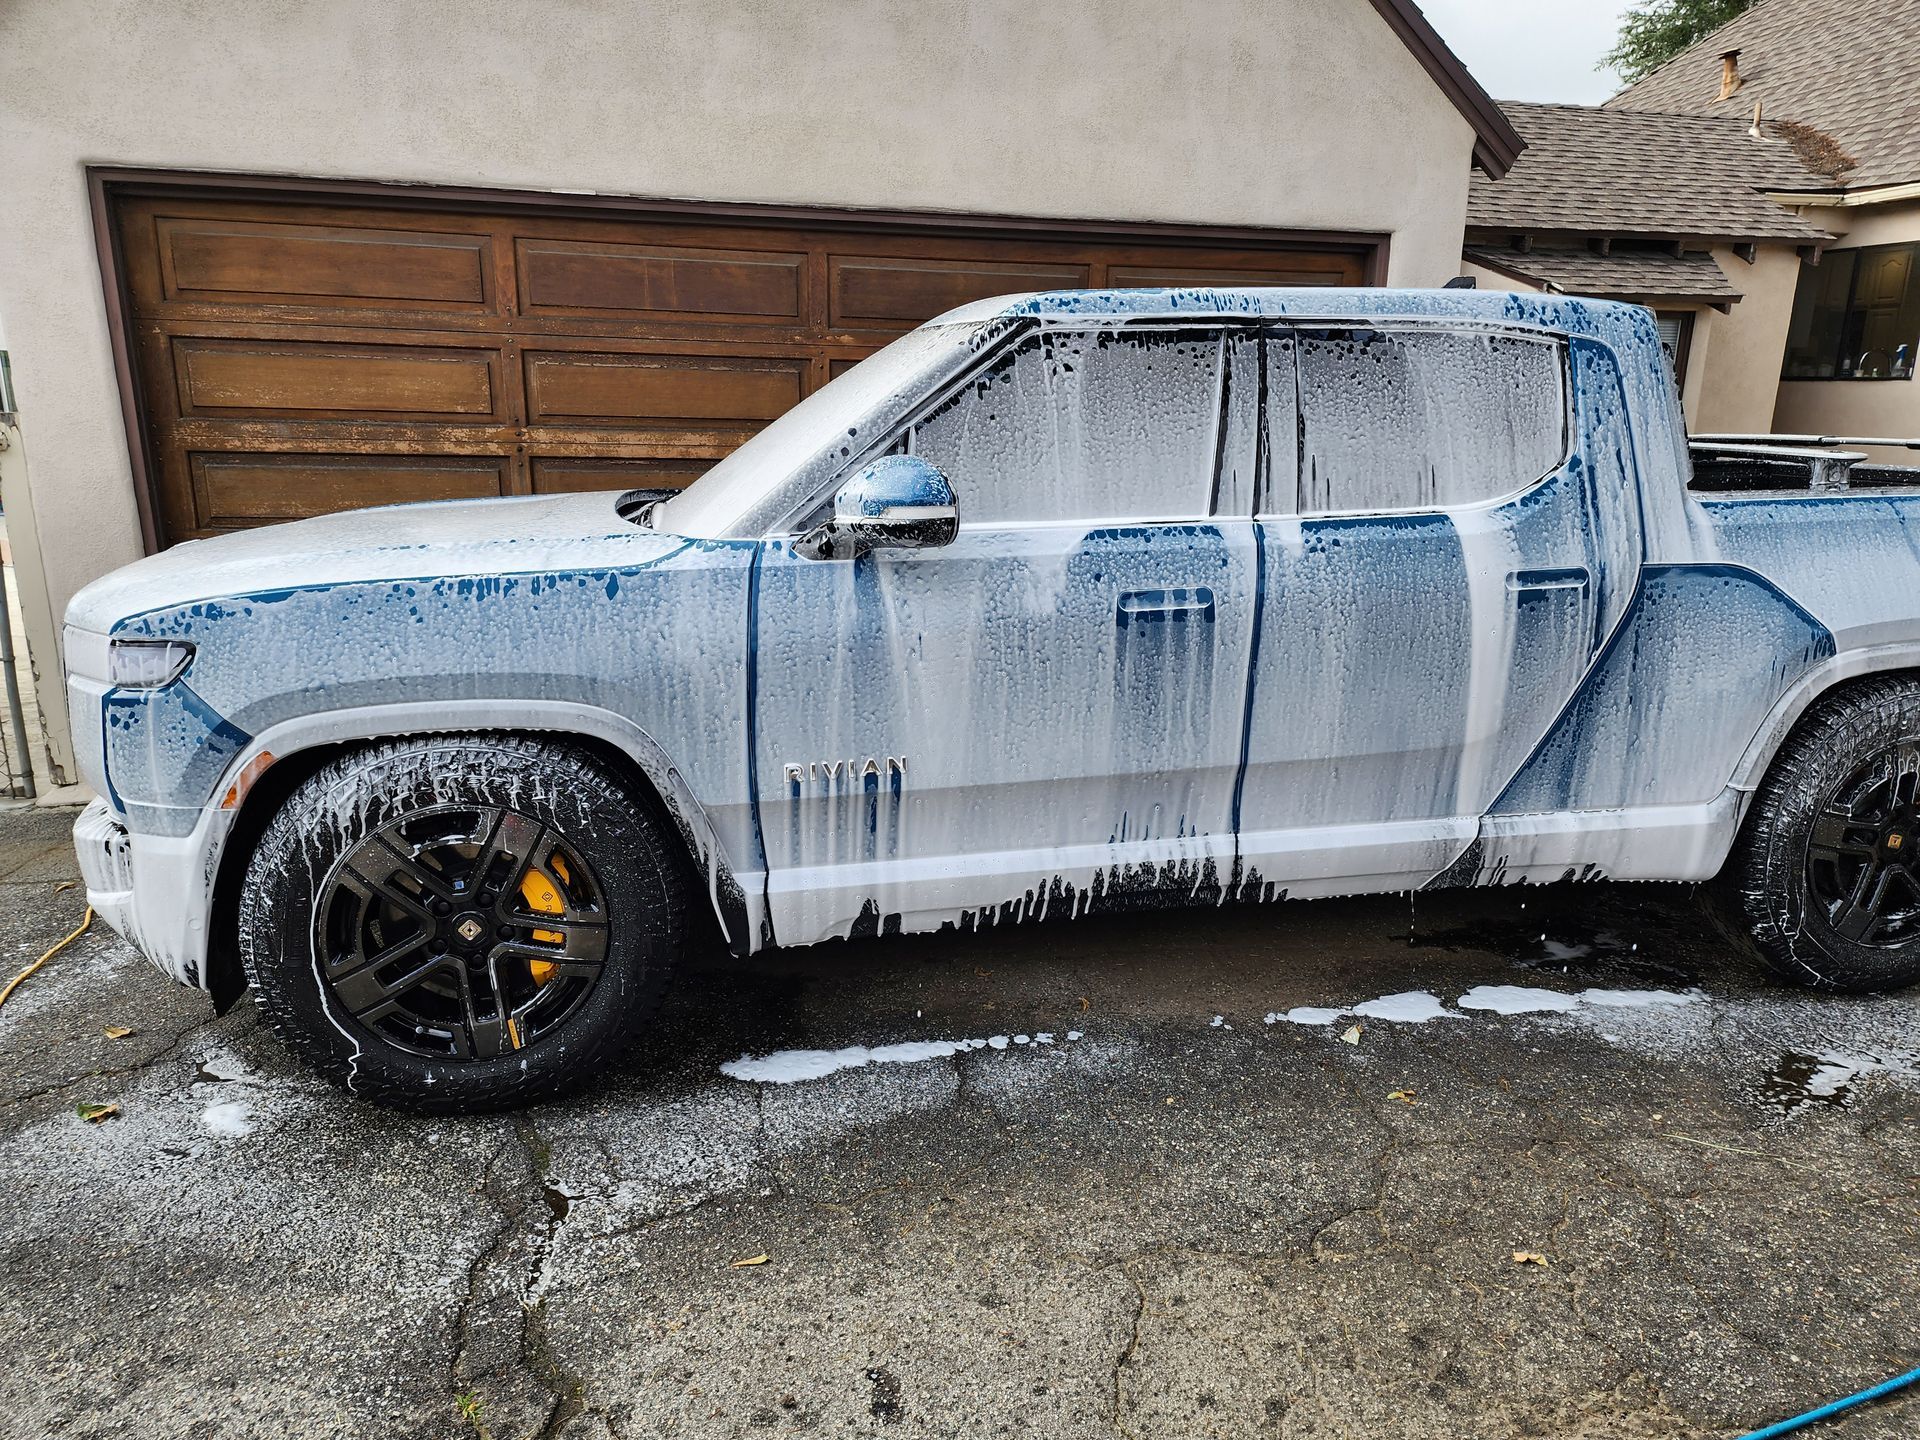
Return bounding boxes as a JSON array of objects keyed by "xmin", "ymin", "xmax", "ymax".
[{"xmin": 1, "ymin": 802, "xmax": 1916, "ymax": 1440}]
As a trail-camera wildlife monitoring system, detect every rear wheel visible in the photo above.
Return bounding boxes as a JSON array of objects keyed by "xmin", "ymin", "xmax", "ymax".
[
  {"xmin": 239, "ymin": 735, "xmax": 690, "ymax": 1111},
  {"xmin": 1723, "ymin": 675, "xmax": 1920, "ymax": 992}
]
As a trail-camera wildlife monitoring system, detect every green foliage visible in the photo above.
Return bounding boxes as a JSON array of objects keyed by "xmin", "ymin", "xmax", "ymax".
[{"xmin": 1603, "ymin": 0, "xmax": 1757, "ymax": 86}]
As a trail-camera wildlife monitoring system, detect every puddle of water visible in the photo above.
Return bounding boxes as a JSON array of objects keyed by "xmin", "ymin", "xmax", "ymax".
[
  {"xmin": 1755, "ymin": 1052, "xmax": 1861, "ymax": 1115},
  {"xmin": 1407, "ymin": 916, "xmax": 1700, "ymax": 988}
]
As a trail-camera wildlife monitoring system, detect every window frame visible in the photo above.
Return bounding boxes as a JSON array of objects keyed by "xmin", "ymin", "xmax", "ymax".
[
  {"xmin": 1260, "ymin": 320, "xmax": 1574, "ymax": 522},
  {"xmin": 1781, "ymin": 240, "xmax": 1920, "ymax": 383}
]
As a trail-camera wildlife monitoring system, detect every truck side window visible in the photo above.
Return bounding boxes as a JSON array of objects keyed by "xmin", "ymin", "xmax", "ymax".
[
  {"xmin": 908, "ymin": 326, "xmax": 1224, "ymax": 525},
  {"xmin": 1294, "ymin": 329, "xmax": 1567, "ymax": 514}
]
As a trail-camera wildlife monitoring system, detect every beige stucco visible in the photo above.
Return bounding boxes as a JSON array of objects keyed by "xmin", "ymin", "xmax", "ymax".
[
  {"xmin": 1772, "ymin": 197, "xmax": 1920, "ymax": 466},
  {"xmin": 0, "ymin": 0, "xmax": 1478, "ymax": 783}
]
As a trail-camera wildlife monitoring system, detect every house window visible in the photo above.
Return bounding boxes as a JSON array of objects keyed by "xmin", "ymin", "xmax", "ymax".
[
  {"xmin": 1782, "ymin": 242, "xmax": 1920, "ymax": 380},
  {"xmin": 1654, "ymin": 312, "xmax": 1694, "ymax": 383}
]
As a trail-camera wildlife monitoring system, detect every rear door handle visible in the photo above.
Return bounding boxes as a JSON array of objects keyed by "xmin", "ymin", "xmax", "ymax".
[
  {"xmin": 1508, "ymin": 567, "xmax": 1590, "ymax": 593},
  {"xmin": 1117, "ymin": 588, "xmax": 1216, "ymax": 626}
]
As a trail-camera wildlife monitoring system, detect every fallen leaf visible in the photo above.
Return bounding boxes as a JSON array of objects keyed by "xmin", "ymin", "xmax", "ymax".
[
  {"xmin": 1387, "ymin": 1089, "xmax": 1417, "ymax": 1105},
  {"xmin": 102, "ymin": 1025, "xmax": 134, "ymax": 1040},
  {"xmin": 1340, "ymin": 1024, "xmax": 1363, "ymax": 1046},
  {"xmin": 730, "ymin": 1253, "xmax": 769, "ymax": 1268},
  {"xmin": 76, "ymin": 1101, "xmax": 120, "ymax": 1124},
  {"xmin": 1163, "ymin": 1095, "xmax": 1179, "ymax": 1105},
  {"xmin": 1512, "ymin": 1251, "xmax": 1549, "ymax": 1267},
  {"xmin": 52, "ymin": 880, "xmax": 78, "ymax": 894},
  {"xmin": 1079, "ymin": 996, "xmax": 1091, "ymax": 1013}
]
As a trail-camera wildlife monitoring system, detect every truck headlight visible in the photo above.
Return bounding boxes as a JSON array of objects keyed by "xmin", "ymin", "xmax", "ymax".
[{"xmin": 108, "ymin": 639, "xmax": 195, "ymax": 689}]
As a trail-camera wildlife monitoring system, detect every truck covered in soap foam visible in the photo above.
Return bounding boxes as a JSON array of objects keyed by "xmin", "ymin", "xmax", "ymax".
[{"xmin": 62, "ymin": 287, "xmax": 1920, "ymax": 1110}]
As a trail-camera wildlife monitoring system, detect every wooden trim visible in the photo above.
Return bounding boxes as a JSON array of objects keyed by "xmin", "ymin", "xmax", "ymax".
[
  {"xmin": 1366, "ymin": 0, "xmax": 1525, "ymax": 178},
  {"xmin": 87, "ymin": 169, "xmax": 163, "ymax": 552}
]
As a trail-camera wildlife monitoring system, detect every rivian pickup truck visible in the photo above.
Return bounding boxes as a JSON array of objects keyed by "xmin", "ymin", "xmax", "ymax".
[{"xmin": 63, "ymin": 288, "xmax": 1920, "ymax": 1110}]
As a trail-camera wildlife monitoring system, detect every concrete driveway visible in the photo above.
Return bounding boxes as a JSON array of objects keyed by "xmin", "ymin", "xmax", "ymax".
[{"xmin": 1, "ymin": 802, "xmax": 1915, "ymax": 1440}]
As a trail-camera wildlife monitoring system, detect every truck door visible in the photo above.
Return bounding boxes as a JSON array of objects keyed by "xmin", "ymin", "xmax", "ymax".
[
  {"xmin": 1230, "ymin": 327, "xmax": 1643, "ymax": 894},
  {"xmin": 750, "ymin": 322, "xmax": 1263, "ymax": 943}
]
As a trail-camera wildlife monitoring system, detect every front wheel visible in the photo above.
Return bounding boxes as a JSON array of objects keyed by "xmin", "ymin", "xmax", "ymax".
[
  {"xmin": 238, "ymin": 735, "xmax": 690, "ymax": 1112},
  {"xmin": 1722, "ymin": 675, "xmax": 1920, "ymax": 993}
]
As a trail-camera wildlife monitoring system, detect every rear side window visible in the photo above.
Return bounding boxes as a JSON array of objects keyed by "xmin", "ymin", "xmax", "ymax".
[
  {"xmin": 1293, "ymin": 329, "xmax": 1567, "ymax": 514},
  {"xmin": 908, "ymin": 326, "xmax": 1224, "ymax": 524}
]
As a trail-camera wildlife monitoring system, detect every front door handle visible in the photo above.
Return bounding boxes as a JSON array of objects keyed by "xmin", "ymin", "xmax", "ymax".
[{"xmin": 1117, "ymin": 588, "xmax": 1216, "ymax": 627}]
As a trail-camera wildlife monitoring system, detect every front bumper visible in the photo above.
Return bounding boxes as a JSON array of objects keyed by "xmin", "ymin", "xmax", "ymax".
[{"xmin": 73, "ymin": 796, "xmax": 228, "ymax": 990}]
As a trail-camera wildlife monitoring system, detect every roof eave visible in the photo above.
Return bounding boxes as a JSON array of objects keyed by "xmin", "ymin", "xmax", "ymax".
[{"xmin": 1367, "ymin": 0, "xmax": 1526, "ymax": 178}]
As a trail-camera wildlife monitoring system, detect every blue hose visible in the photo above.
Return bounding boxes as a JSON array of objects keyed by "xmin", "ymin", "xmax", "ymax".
[{"xmin": 1738, "ymin": 1364, "xmax": 1920, "ymax": 1439}]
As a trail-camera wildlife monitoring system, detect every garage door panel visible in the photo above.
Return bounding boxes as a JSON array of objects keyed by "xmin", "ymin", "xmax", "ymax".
[
  {"xmin": 530, "ymin": 456, "xmax": 719, "ymax": 494},
  {"xmin": 172, "ymin": 337, "xmax": 503, "ymax": 420},
  {"xmin": 1110, "ymin": 258, "xmax": 1362, "ymax": 288},
  {"xmin": 829, "ymin": 255, "xmax": 1091, "ymax": 329},
  {"xmin": 517, "ymin": 238, "xmax": 806, "ymax": 323},
  {"xmin": 155, "ymin": 217, "xmax": 494, "ymax": 311},
  {"xmin": 524, "ymin": 351, "xmax": 804, "ymax": 427},
  {"xmin": 115, "ymin": 189, "xmax": 1379, "ymax": 543},
  {"xmin": 187, "ymin": 453, "xmax": 509, "ymax": 529}
]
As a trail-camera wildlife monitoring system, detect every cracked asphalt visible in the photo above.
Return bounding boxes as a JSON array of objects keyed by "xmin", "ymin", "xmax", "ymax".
[{"xmin": 2, "ymin": 803, "xmax": 1917, "ymax": 1440}]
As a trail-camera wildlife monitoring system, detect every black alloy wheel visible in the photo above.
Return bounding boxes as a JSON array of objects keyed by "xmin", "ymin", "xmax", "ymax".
[
  {"xmin": 317, "ymin": 805, "xmax": 608, "ymax": 1061},
  {"xmin": 1803, "ymin": 743, "xmax": 1920, "ymax": 948}
]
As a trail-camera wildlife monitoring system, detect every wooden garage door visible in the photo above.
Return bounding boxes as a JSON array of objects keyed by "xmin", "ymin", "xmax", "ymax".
[{"xmin": 111, "ymin": 190, "xmax": 1372, "ymax": 546}]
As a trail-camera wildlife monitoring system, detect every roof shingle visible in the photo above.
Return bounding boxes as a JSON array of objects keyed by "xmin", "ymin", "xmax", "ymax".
[
  {"xmin": 1608, "ymin": 0, "xmax": 1920, "ymax": 191},
  {"xmin": 1464, "ymin": 245, "xmax": 1744, "ymax": 303},
  {"xmin": 1466, "ymin": 101, "xmax": 1831, "ymax": 241}
]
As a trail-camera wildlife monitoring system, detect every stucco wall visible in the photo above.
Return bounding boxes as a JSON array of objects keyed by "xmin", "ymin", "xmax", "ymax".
[
  {"xmin": 1688, "ymin": 245, "xmax": 1802, "ymax": 435},
  {"xmin": 1773, "ymin": 199, "xmax": 1920, "ymax": 465},
  {"xmin": 0, "ymin": 0, "xmax": 1478, "ymax": 784}
]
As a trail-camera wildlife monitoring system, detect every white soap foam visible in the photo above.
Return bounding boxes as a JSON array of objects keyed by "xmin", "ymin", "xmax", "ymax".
[
  {"xmin": 720, "ymin": 1029, "xmax": 1081, "ymax": 1085},
  {"xmin": 200, "ymin": 1101, "xmax": 254, "ymax": 1138},
  {"xmin": 1457, "ymin": 985, "xmax": 1582, "ymax": 1016},
  {"xmin": 1577, "ymin": 988, "xmax": 1700, "ymax": 1009},
  {"xmin": 1351, "ymin": 991, "xmax": 1456, "ymax": 1024},
  {"xmin": 1279, "ymin": 1007, "xmax": 1348, "ymax": 1027}
]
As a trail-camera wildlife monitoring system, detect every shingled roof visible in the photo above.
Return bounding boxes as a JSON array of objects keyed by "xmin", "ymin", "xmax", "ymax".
[
  {"xmin": 1463, "ymin": 246, "xmax": 1745, "ymax": 305},
  {"xmin": 1608, "ymin": 0, "xmax": 1920, "ymax": 192},
  {"xmin": 1466, "ymin": 101, "xmax": 1831, "ymax": 242}
]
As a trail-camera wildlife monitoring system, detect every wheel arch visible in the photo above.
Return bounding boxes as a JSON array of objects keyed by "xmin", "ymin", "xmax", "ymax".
[
  {"xmin": 202, "ymin": 702, "xmax": 757, "ymax": 1009},
  {"xmin": 1730, "ymin": 646, "xmax": 1920, "ymax": 796}
]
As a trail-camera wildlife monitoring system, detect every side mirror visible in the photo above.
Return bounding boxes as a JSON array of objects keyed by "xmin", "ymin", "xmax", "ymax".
[{"xmin": 795, "ymin": 456, "xmax": 958, "ymax": 561}]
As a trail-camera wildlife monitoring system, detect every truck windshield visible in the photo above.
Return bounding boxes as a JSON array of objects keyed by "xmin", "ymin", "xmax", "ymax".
[{"xmin": 651, "ymin": 320, "xmax": 992, "ymax": 538}]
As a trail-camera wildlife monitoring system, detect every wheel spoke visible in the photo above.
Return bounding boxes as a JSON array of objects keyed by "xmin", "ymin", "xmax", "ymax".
[
  {"xmin": 358, "ymin": 836, "xmax": 459, "ymax": 907},
  {"xmin": 1809, "ymin": 811, "xmax": 1877, "ymax": 860},
  {"xmin": 334, "ymin": 950, "xmax": 456, "ymax": 1016},
  {"xmin": 1830, "ymin": 862, "xmax": 1893, "ymax": 941}
]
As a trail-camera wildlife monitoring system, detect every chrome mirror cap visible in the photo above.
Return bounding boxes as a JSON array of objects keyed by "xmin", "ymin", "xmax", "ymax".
[{"xmin": 796, "ymin": 456, "xmax": 958, "ymax": 560}]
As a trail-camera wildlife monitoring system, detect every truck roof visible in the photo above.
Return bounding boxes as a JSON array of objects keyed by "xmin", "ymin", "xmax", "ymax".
[{"xmin": 932, "ymin": 286, "xmax": 1651, "ymax": 338}]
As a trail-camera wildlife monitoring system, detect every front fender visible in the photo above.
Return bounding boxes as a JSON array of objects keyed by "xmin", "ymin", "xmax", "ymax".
[{"xmin": 167, "ymin": 700, "xmax": 763, "ymax": 992}]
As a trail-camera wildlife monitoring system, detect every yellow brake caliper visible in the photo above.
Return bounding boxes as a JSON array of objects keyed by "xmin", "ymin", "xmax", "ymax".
[{"xmin": 519, "ymin": 863, "xmax": 566, "ymax": 986}]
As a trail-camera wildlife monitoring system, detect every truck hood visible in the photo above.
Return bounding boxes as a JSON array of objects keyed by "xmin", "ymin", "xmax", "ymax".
[{"xmin": 66, "ymin": 492, "xmax": 687, "ymax": 634}]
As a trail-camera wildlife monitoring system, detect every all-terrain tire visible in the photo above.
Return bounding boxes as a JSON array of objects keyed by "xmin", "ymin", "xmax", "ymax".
[
  {"xmin": 238, "ymin": 734, "xmax": 692, "ymax": 1112},
  {"xmin": 1719, "ymin": 675, "xmax": 1920, "ymax": 993}
]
